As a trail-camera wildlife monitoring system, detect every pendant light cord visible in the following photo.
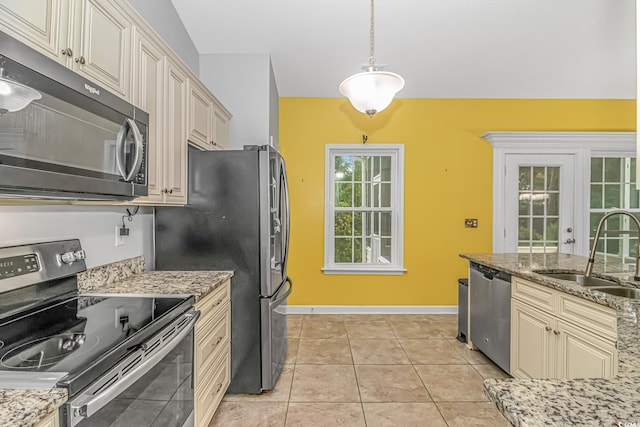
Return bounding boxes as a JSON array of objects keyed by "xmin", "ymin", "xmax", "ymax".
[{"xmin": 368, "ymin": 0, "xmax": 376, "ymax": 69}]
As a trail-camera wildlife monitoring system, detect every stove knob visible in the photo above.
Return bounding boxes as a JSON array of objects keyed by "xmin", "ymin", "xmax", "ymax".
[
  {"xmin": 60, "ymin": 251, "xmax": 77, "ymax": 264},
  {"xmin": 74, "ymin": 250, "xmax": 86, "ymax": 261}
]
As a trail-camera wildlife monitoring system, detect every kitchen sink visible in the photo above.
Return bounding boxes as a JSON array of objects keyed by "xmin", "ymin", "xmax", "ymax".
[
  {"xmin": 591, "ymin": 286, "xmax": 640, "ymax": 299},
  {"xmin": 534, "ymin": 271, "xmax": 618, "ymax": 287}
]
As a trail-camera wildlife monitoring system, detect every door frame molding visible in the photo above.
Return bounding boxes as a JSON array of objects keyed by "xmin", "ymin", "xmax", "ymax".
[{"xmin": 481, "ymin": 132, "xmax": 635, "ymax": 254}]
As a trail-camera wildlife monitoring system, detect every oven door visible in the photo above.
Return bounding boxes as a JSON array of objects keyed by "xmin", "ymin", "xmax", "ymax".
[{"xmin": 61, "ymin": 310, "xmax": 199, "ymax": 427}]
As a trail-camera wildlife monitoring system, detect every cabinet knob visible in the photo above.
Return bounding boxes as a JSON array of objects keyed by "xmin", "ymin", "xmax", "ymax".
[
  {"xmin": 553, "ymin": 330, "xmax": 560, "ymax": 335},
  {"xmin": 545, "ymin": 326, "xmax": 552, "ymax": 332},
  {"xmin": 168, "ymin": 189, "xmax": 173, "ymax": 194},
  {"xmin": 75, "ymin": 56, "xmax": 86, "ymax": 65},
  {"xmin": 61, "ymin": 48, "xmax": 73, "ymax": 56}
]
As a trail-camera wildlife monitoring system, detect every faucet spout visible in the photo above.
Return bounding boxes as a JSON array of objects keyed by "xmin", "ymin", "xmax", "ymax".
[{"xmin": 585, "ymin": 210, "xmax": 640, "ymax": 281}]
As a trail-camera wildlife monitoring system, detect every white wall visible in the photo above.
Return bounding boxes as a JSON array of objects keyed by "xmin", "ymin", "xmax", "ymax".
[
  {"xmin": 199, "ymin": 54, "xmax": 274, "ymax": 150},
  {"xmin": 127, "ymin": 0, "xmax": 199, "ymax": 74},
  {"xmin": 0, "ymin": 205, "xmax": 154, "ymax": 269}
]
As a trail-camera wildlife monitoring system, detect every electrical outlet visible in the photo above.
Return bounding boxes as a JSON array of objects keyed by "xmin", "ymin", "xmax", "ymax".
[
  {"xmin": 115, "ymin": 226, "xmax": 126, "ymax": 247},
  {"xmin": 465, "ymin": 218, "xmax": 478, "ymax": 228}
]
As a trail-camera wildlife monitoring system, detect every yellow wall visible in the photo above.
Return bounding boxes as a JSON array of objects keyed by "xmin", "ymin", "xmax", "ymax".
[{"xmin": 279, "ymin": 98, "xmax": 634, "ymax": 306}]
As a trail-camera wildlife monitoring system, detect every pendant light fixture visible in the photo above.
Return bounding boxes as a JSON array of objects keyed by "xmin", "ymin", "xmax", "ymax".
[
  {"xmin": 0, "ymin": 68, "xmax": 42, "ymax": 115},
  {"xmin": 339, "ymin": 0, "xmax": 404, "ymax": 118}
]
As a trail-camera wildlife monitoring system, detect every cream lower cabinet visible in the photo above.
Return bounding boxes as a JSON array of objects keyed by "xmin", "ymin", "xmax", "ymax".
[
  {"xmin": 194, "ymin": 279, "xmax": 231, "ymax": 427},
  {"xmin": 36, "ymin": 412, "xmax": 59, "ymax": 427},
  {"xmin": 511, "ymin": 278, "xmax": 618, "ymax": 380}
]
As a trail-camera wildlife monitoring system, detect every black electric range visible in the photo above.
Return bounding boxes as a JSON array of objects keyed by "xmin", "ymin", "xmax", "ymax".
[{"xmin": 0, "ymin": 240, "xmax": 195, "ymax": 405}]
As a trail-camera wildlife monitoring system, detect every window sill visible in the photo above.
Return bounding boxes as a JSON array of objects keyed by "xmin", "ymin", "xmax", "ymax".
[{"xmin": 322, "ymin": 267, "xmax": 407, "ymax": 275}]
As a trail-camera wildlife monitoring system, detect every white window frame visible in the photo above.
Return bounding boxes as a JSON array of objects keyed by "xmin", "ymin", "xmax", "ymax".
[
  {"xmin": 482, "ymin": 131, "xmax": 635, "ymax": 256},
  {"xmin": 323, "ymin": 144, "xmax": 406, "ymax": 275}
]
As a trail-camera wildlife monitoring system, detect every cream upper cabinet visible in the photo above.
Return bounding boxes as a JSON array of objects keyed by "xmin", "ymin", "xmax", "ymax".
[
  {"xmin": 188, "ymin": 79, "xmax": 214, "ymax": 150},
  {"xmin": 0, "ymin": 0, "xmax": 131, "ymax": 100},
  {"xmin": 510, "ymin": 277, "xmax": 618, "ymax": 380},
  {"xmin": 70, "ymin": 0, "xmax": 131, "ymax": 99},
  {"xmin": 0, "ymin": 0, "xmax": 69, "ymax": 62},
  {"xmin": 213, "ymin": 104, "xmax": 231, "ymax": 150},
  {"xmin": 132, "ymin": 26, "xmax": 164, "ymax": 203},
  {"xmin": 164, "ymin": 57, "xmax": 188, "ymax": 204}
]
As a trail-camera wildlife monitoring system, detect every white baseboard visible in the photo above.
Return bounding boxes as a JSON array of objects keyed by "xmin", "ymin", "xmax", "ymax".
[{"xmin": 285, "ymin": 305, "xmax": 458, "ymax": 315}]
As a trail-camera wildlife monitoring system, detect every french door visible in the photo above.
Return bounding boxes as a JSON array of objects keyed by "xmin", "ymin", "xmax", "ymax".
[{"xmin": 504, "ymin": 155, "xmax": 577, "ymax": 254}]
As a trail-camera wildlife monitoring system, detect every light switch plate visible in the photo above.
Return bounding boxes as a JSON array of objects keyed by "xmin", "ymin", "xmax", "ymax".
[
  {"xmin": 115, "ymin": 226, "xmax": 126, "ymax": 247},
  {"xmin": 465, "ymin": 218, "xmax": 478, "ymax": 228}
]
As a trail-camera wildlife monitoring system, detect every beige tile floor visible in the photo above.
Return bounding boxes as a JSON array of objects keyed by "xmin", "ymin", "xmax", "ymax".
[{"xmin": 210, "ymin": 314, "xmax": 510, "ymax": 427}]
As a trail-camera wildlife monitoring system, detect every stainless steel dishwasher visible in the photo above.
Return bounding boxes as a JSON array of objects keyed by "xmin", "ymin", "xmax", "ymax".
[{"xmin": 469, "ymin": 262, "xmax": 511, "ymax": 373}]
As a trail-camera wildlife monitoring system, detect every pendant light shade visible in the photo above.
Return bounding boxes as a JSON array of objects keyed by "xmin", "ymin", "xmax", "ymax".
[
  {"xmin": 0, "ymin": 72, "xmax": 41, "ymax": 114},
  {"xmin": 339, "ymin": 0, "xmax": 404, "ymax": 118},
  {"xmin": 339, "ymin": 70, "xmax": 404, "ymax": 118}
]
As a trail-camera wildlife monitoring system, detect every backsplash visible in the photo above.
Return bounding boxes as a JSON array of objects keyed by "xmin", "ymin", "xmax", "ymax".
[{"xmin": 78, "ymin": 256, "xmax": 145, "ymax": 292}]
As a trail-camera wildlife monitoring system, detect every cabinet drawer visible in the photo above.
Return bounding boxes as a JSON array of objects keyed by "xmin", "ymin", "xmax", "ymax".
[
  {"xmin": 195, "ymin": 344, "xmax": 230, "ymax": 427},
  {"xmin": 195, "ymin": 303, "xmax": 230, "ymax": 384},
  {"xmin": 512, "ymin": 277, "xmax": 556, "ymax": 313},
  {"xmin": 557, "ymin": 292, "xmax": 617, "ymax": 341},
  {"xmin": 195, "ymin": 279, "xmax": 230, "ymax": 327}
]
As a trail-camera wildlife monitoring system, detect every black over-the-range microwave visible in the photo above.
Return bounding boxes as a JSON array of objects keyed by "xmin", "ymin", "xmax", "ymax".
[{"xmin": 0, "ymin": 30, "xmax": 148, "ymax": 200}]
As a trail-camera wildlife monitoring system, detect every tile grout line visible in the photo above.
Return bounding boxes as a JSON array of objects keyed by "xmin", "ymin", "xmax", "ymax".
[{"xmin": 343, "ymin": 318, "xmax": 368, "ymax": 426}]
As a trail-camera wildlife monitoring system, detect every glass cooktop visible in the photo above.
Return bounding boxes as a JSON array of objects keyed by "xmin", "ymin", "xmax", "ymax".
[{"xmin": 0, "ymin": 294, "xmax": 193, "ymax": 390}]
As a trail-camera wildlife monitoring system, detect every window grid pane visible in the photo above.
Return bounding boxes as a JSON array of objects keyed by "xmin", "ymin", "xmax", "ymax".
[
  {"xmin": 517, "ymin": 166, "xmax": 559, "ymax": 254},
  {"xmin": 330, "ymin": 151, "xmax": 399, "ymax": 266},
  {"xmin": 589, "ymin": 157, "xmax": 640, "ymax": 265}
]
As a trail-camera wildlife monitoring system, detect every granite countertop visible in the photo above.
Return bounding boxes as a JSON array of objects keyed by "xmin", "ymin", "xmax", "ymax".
[
  {"xmin": 79, "ymin": 270, "xmax": 234, "ymax": 302},
  {"xmin": 461, "ymin": 253, "xmax": 640, "ymax": 426},
  {"xmin": 0, "ymin": 388, "xmax": 67, "ymax": 427}
]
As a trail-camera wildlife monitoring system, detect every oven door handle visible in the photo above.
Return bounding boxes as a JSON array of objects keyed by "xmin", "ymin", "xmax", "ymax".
[{"xmin": 69, "ymin": 309, "xmax": 200, "ymax": 425}]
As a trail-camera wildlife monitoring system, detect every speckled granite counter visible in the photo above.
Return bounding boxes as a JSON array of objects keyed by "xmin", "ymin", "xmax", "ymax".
[
  {"xmin": 460, "ymin": 253, "xmax": 640, "ymax": 427},
  {"xmin": 0, "ymin": 388, "xmax": 67, "ymax": 427},
  {"xmin": 79, "ymin": 270, "xmax": 234, "ymax": 302}
]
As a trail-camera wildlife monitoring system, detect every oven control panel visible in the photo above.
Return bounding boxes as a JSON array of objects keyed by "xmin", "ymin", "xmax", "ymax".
[{"xmin": 0, "ymin": 254, "xmax": 40, "ymax": 280}]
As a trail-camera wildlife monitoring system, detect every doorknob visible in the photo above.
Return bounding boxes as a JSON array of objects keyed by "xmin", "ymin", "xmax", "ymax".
[
  {"xmin": 566, "ymin": 227, "xmax": 573, "ymax": 233},
  {"xmin": 564, "ymin": 238, "xmax": 576, "ymax": 244}
]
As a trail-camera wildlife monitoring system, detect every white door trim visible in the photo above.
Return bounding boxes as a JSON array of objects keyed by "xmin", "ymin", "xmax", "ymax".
[{"xmin": 481, "ymin": 132, "xmax": 635, "ymax": 255}]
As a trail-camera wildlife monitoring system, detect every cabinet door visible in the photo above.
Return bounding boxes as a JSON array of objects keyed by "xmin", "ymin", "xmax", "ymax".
[
  {"xmin": 75, "ymin": 0, "xmax": 131, "ymax": 99},
  {"xmin": 0, "ymin": 0, "xmax": 69, "ymax": 63},
  {"xmin": 164, "ymin": 58, "xmax": 188, "ymax": 204},
  {"xmin": 132, "ymin": 27, "xmax": 164, "ymax": 203},
  {"xmin": 555, "ymin": 320, "xmax": 618, "ymax": 379},
  {"xmin": 35, "ymin": 411, "xmax": 58, "ymax": 427},
  {"xmin": 511, "ymin": 300, "xmax": 555, "ymax": 379},
  {"xmin": 213, "ymin": 107, "xmax": 229, "ymax": 150},
  {"xmin": 187, "ymin": 80, "xmax": 213, "ymax": 150}
]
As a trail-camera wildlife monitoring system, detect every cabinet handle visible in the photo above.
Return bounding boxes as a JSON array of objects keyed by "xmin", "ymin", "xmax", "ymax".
[
  {"xmin": 545, "ymin": 326, "xmax": 552, "ymax": 332},
  {"xmin": 211, "ymin": 336, "xmax": 223, "ymax": 348},
  {"xmin": 213, "ymin": 383, "xmax": 222, "ymax": 395},
  {"xmin": 211, "ymin": 298, "xmax": 224, "ymax": 310},
  {"xmin": 168, "ymin": 189, "xmax": 173, "ymax": 194},
  {"xmin": 553, "ymin": 330, "xmax": 560, "ymax": 335},
  {"xmin": 75, "ymin": 56, "xmax": 86, "ymax": 65},
  {"xmin": 61, "ymin": 48, "xmax": 73, "ymax": 56}
]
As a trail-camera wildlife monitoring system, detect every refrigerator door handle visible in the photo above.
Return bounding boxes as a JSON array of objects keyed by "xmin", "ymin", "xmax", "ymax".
[
  {"xmin": 281, "ymin": 157, "xmax": 291, "ymax": 279},
  {"xmin": 272, "ymin": 277, "xmax": 293, "ymax": 307}
]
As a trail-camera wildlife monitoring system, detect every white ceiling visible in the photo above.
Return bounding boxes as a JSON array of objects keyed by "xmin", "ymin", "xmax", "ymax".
[{"xmin": 171, "ymin": 0, "xmax": 636, "ymax": 99}]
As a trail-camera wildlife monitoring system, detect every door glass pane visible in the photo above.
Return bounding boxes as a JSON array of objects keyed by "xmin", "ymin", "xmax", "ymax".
[{"xmin": 518, "ymin": 165, "xmax": 560, "ymax": 254}]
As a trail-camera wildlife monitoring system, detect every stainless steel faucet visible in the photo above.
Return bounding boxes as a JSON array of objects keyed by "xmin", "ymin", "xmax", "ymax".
[{"xmin": 585, "ymin": 210, "xmax": 640, "ymax": 281}]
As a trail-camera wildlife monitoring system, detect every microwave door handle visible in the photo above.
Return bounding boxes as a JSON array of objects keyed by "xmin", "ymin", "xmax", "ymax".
[
  {"xmin": 124, "ymin": 118, "xmax": 144, "ymax": 182},
  {"xmin": 114, "ymin": 119, "xmax": 144, "ymax": 182},
  {"xmin": 73, "ymin": 311, "xmax": 200, "ymax": 422},
  {"xmin": 114, "ymin": 120, "xmax": 128, "ymax": 180}
]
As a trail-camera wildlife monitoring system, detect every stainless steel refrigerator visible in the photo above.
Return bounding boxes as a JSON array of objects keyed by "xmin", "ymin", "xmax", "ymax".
[{"xmin": 154, "ymin": 145, "xmax": 292, "ymax": 394}]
